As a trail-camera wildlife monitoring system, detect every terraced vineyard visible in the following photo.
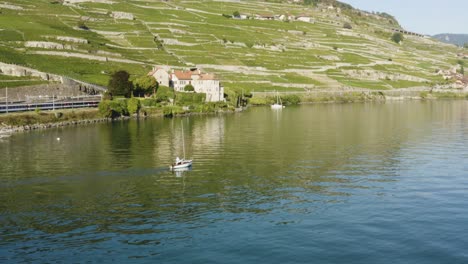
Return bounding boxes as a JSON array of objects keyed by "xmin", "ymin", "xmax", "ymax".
[{"xmin": 0, "ymin": 0, "xmax": 463, "ymax": 92}]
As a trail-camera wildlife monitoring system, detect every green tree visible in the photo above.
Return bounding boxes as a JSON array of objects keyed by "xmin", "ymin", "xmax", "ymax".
[
  {"xmin": 155, "ymin": 86, "xmax": 174, "ymax": 103},
  {"xmin": 98, "ymin": 100, "xmax": 128, "ymax": 118},
  {"xmin": 233, "ymin": 11, "xmax": 240, "ymax": 17},
  {"xmin": 134, "ymin": 75, "xmax": 158, "ymax": 97},
  {"xmin": 127, "ymin": 97, "xmax": 141, "ymax": 115},
  {"xmin": 184, "ymin": 84, "xmax": 195, "ymax": 92},
  {"xmin": 108, "ymin": 70, "xmax": 134, "ymax": 98},
  {"xmin": 98, "ymin": 100, "xmax": 113, "ymax": 118},
  {"xmin": 391, "ymin": 32, "xmax": 404, "ymax": 44}
]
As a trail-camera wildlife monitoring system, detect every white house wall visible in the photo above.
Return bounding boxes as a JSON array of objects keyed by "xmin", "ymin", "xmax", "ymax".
[
  {"xmin": 192, "ymin": 80, "xmax": 223, "ymax": 102},
  {"xmin": 152, "ymin": 69, "xmax": 170, "ymax": 87}
]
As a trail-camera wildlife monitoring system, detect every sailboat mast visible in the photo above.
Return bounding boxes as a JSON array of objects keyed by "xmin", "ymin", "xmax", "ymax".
[{"xmin": 181, "ymin": 121, "xmax": 186, "ymax": 160}]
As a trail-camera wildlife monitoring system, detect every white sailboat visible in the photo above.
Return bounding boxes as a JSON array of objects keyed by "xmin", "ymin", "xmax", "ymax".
[
  {"xmin": 170, "ymin": 122, "xmax": 193, "ymax": 170},
  {"xmin": 271, "ymin": 91, "xmax": 285, "ymax": 109}
]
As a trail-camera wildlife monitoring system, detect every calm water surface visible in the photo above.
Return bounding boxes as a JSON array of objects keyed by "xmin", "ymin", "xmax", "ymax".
[{"xmin": 1, "ymin": 101, "xmax": 468, "ymax": 263}]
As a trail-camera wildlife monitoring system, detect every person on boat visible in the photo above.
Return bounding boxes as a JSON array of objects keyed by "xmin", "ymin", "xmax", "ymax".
[{"xmin": 175, "ymin": 157, "xmax": 181, "ymax": 165}]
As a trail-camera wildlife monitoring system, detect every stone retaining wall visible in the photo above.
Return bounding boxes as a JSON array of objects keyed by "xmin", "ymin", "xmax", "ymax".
[
  {"xmin": 3, "ymin": 83, "xmax": 89, "ymax": 102},
  {"xmin": 0, "ymin": 62, "xmax": 107, "ymax": 99}
]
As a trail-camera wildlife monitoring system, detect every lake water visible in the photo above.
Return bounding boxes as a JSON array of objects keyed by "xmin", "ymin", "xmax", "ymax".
[{"xmin": 1, "ymin": 101, "xmax": 468, "ymax": 263}]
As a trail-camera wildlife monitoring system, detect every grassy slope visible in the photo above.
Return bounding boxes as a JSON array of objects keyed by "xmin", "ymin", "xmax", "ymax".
[{"xmin": 0, "ymin": 0, "xmax": 462, "ymax": 91}]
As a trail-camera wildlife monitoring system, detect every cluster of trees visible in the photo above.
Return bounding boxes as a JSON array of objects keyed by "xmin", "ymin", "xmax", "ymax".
[
  {"xmin": 98, "ymin": 68, "xmax": 249, "ymax": 119},
  {"xmin": 98, "ymin": 97, "xmax": 141, "ymax": 118},
  {"xmin": 107, "ymin": 70, "xmax": 159, "ymax": 98},
  {"xmin": 99, "ymin": 70, "xmax": 174, "ymax": 118},
  {"xmin": 107, "ymin": 70, "xmax": 199, "ymax": 99}
]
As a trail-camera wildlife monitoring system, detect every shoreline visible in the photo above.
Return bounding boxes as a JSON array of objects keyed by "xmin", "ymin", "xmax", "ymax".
[
  {"xmin": 0, "ymin": 117, "xmax": 112, "ymax": 138},
  {"xmin": 0, "ymin": 108, "xmax": 243, "ymax": 138},
  {"xmin": 1, "ymin": 92, "xmax": 467, "ymax": 138}
]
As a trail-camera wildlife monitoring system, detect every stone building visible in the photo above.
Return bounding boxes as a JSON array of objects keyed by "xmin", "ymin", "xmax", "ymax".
[{"xmin": 149, "ymin": 67, "xmax": 224, "ymax": 102}]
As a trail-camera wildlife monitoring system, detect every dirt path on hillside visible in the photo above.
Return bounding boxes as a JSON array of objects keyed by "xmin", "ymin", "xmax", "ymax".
[{"xmin": 29, "ymin": 51, "xmax": 144, "ymax": 64}]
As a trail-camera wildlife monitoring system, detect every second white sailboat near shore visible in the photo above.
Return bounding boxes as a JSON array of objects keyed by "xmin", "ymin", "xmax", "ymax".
[{"xmin": 271, "ymin": 91, "xmax": 285, "ymax": 109}]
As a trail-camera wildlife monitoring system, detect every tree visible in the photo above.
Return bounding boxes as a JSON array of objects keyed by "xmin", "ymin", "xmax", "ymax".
[
  {"xmin": 127, "ymin": 97, "xmax": 141, "ymax": 115},
  {"xmin": 233, "ymin": 11, "xmax": 240, "ymax": 17},
  {"xmin": 391, "ymin": 32, "xmax": 404, "ymax": 44},
  {"xmin": 155, "ymin": 86, "xmax": 174, "ymax": 103},
  {"xmin": 108, "ymin": 70, "xmax": 134, "ymax": 98},
  {"xmin": 184, "ymin": 84, "xmax": 195, "ymax": 92},
  {"xmin": 98, "ymin": 100, "xmax": 128, "ymax": 118},
  {"xmin": 134, "ymin": 75, "xmax": 158, "ymax": 97}
]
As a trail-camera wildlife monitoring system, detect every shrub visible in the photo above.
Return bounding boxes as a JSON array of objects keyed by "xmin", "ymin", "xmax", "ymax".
[
  {"xmin": 391, "ymin": 32, "xmax": 404, "ymax": 44},
  {"xmin": 184, "ymin": 84, "xmax": 195, "ymax": 92},
  {"xmin": 176, "ymin": 92, "xmax": 206, "ymax": 105},
  {"xmin": 102, "ymin": 91, "xmax": 113, "ymax": 100},
  {"xmin": 420, "ymin": 91, "xmax": 429, "ymax": 99},
  {"xmin": 111, "ymin": 100, "xmax": 128, "ymax": 116},
  {"xmin": 99, "ymin": 100, "xmax": 128, "ymax": 118},
  {"xmin": 194, "ymin": 102, "xmax": 228, "ymax": 113},
  {"xmin": 127, "ymin": 97, "xmax": 141, "ymax": 115},
  {"xmin": 141, "ymin": 98, "xmax": 159, "ymax": 107},
  {"xmin": 155, "ymin": 86, "xmax": 174, "ymax": 103},
  {"xmin": 248, "ymin": 97, "xmax": 273, "ymax": 105},
  {"xmin": 98, "ymin": 100, "xmax": 112, "ymax": 118},
  {"xmin": 281, "ymin": 94, "xmax": 301, "ymax": 105},
  {"xmin": 162, "ymin": 106, "xmax": 185, "ymax": 117},
  {"xmin": 77, "ymin": 21, "xmax": 89, "ymax": 30},
  {"xmin": 343, "ymin": 22, "xmax": 352, "ymax": 29}
]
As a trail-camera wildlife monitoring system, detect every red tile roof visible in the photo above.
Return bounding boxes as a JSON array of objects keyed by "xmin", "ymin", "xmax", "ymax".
[{"xmin": 173, "ymin": 70, "xmax": 192, "ymax": 80}]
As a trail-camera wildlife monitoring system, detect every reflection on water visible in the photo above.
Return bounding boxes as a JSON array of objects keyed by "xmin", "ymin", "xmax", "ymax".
[
  {"xmin": 1, "ymin": 101, "xmax": 468, "ymax": 263},
  {"xmin": 171, "ymin": 166, "xmax": 192, "ymax": 178}
]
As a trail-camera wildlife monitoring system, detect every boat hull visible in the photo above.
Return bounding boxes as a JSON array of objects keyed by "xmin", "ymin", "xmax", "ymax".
[
  {"xmin": 271, "ymin": 104, "xmax": 284, "ymax": 109},
  {"xmin": 170, "ymin": 160, "xmax": 193, "ymax": 170}
]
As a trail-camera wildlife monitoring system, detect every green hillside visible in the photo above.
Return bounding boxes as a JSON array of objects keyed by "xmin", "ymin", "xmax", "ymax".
[{"xmin": 0, "ymin": 0, "xmax": 463, "ymax": 92}]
